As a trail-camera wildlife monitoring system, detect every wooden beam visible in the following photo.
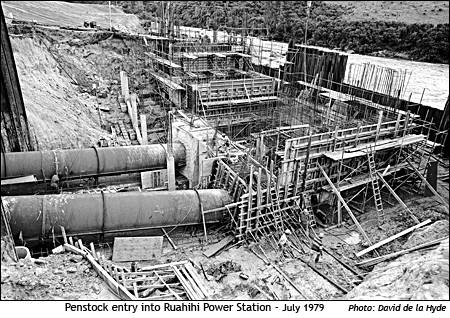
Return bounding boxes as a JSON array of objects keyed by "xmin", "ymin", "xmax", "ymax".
[
  {"xmin": 247, "ymin": 165, "xmax": 254, "ymax": 233},
  {"xmin": 112, "ymin": 237, "xmax": 163, "ymax": 262},
  {"xmin": 318, "ymin": 164, "xmax": 374, "ymax": 247},
  {"xmin": 141, "ymin": 260, "xmax": 189, "ymax": 271},
  {"xmin": 252, "ymin": 284, "xmax": 274, "ymax": 300},
  {"xmin": 180, "ymin": 266, "xmax": 205, "ymax": 299},
  {"xmin": 185, "ymin": 263, "xmax": 209, "ymax": 298},
  {"xmin": 89, "ymin": 242, "xmax": 97, "ymax": 259},
  {"xmin": 272, "ymin": 264, "xmax": 306, "ymax": 299},
  {"xmin": 140, "ymin": 114, "xmax": 148, "ymax": 145},
  {"xmin": 337, "ymin": 199, "xmax": 342, "ymax": 226},
  {"xmin": 161, "ymin": 228, "xmax": 178, "ymax": 250},
  {"xmin": 64, "ymin": 243, "xmax": 87, "ymax": 256},
  {"xmin": 376, "ymin": 172, "xmax": 419, "ymax": 224},
  {"xmin": 406, "ymin": 159, "xmax": 449, "ymax": 212},
  {"xmin": 356, "ymin": 236, "xmax": 448, "ymax": 267},
  {"xmin": 256, "ymin": 167, "xmax": 262, "ymax": 231},
  {"xmin": 171, "ymin": 265, "xmax": 200, "ymax": 300},
  {"xmin": 355, "ymin": 219, "xmax": 431, "ymax": 257},
  {"xmin": 203, "ymin": 236, "xmax": 234, "ymax": 258},
  {"xmin": 301, "ymin": 260, "xmax": 349, "ymax": 294},
  {"xmin": 60, "ymin": 226, "xmax": 67, "ymax": 244},
  {"xmin": 155, "ymin": 272, "xmax": 182, "ymax": 300}
]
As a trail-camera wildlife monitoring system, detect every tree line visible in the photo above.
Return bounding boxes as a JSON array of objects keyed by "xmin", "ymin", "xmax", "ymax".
[{"xmin": 66, "ymin": 1, "xmax": 449, "ymax": 63}]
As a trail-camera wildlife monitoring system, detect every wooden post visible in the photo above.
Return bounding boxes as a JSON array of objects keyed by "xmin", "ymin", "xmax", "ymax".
[
  {"xmin": 375, "ymin": 110, "xmax": 383, "ymax": 142},
  {"xmin": 90, "ymin": 242, "xmax": 97, "ymax": 259},
  {"xmin": 407, "ymin": 160, "xmax": 449, "ymax": 212},
  {"xmin": 126, "ymin": 100, "xmax": 134, "ymax": 126},
  {"xmin": 256, "ymin": 167, "xmax": 262, "ymax": 231},
  {"xmin": 161, "ymin": 228, "xmax": 178, "ymax": 250},
  {"xmin": 394, "ymin": 112, "xmax": 402, "ymax": 137},
  {"xmin": 130, "ymin": 93, "xmax": 138, "ymax": 130},
  {"xmin": 77, "ymin": 239, "xmax": 84, "ymax": 250},
  {"xmin": 247, "ymin": 165, "xmax": 254, "ymax": 235},
  {"xmin": 120, "ymin": 71, "xmax": 129, "ymax": 101},
  {"xmin": 167, "ymin": 154, "xmax": 176, "ymax": 191},
  {"xmin": 337, "ymin": 199, "xmax": 342, "ymax": 227},
  {"xmin": 319, "ymin": 164, "xmax": 374, "ymax": 247},
  {"xmin": 60, "ymin": 226, "xmax": 67, "ymax": 244},
  {"xmin": 425, "ymin": 159, "xmax": 438, "ymax": 197},
  {"xmin": 376, "ymin": 172, "xmax": 419, "ymax": 224},
  {"xmin": 140, "ymin": 114, "xmax": 148, "ymax": 145}
]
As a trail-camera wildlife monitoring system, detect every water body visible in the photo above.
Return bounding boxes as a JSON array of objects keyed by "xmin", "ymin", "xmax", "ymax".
[
  {"xmin": 177, "ymin": 26, "xmax": 449, "ymax": 110},
  {"xmin": 347, "ymin": 54, "xmax": 449, "ymax": 110}
]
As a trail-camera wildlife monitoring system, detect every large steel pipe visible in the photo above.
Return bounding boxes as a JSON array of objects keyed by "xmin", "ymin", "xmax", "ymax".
[
  {"xmin": 3, "ymin": 189, "xmax": 231, "ymax": 241},
  {"xmin": 1, "ymin": 143, "xmax": 186, "ymax": 181}
]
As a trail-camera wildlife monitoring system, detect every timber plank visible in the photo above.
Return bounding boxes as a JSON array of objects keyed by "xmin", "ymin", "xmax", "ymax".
[
  {"xmin": 112, "ymin": 236, "xmax": 163, "ymax": 262},
  {"xmin": 203, "ymin": 236, "xmax": 234, "ymax": 258}
]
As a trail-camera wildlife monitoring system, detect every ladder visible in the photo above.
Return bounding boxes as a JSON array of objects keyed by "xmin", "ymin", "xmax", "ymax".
[
  {"xmin": 302, "ymin": 193, "xmax": 316, "ymax": 228},
  {"xmin": 367, "ymin": 147, "xmax": 384, "ymax": 225}
]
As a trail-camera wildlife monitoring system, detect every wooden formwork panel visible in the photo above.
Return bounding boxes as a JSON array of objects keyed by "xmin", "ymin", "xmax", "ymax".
[{"xmin": 278, "ymin": 114, "xmax": 417, "ymax": 196}]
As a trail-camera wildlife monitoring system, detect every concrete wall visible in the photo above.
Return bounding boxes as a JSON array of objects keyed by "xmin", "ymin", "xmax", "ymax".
[{"xmin": 172, "ymin": 117, "xmax": 217, "ymax": 188}]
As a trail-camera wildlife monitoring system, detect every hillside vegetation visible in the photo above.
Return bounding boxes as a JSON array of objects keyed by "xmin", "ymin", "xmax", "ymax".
[
  {"xmin": 329, "ymin": 1, "xmax": 449, "ymax": 25},
  {"xmin": 121, "ymin": 1, "xmax": 449, "ymax": 64},
  {"xmin": 10, "ymin": 1, "xmax": 449, "ymax": 64}
]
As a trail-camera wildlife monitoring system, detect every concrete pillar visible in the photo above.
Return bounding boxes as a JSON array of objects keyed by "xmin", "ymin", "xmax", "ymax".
[
  {"xmin": 120, "ymin": 71, "xmax": 129, "ymax": 101},
  {"xmin": 425, "ymin": 159, "xmax": 438, "ymax": 197},
  {"xmin": 140, "ymin": 114, "xmax": 148, "ymax": 145}
]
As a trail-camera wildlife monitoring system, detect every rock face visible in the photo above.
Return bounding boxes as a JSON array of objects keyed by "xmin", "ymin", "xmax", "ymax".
[{"xmin": 346, "ymin": 230, "xmax": 449, "ymax": 300}]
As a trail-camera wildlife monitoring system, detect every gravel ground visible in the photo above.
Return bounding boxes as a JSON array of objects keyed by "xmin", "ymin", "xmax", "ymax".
[{"xmin": 1, "ymin": 252, "xmax": 117, "ymax": 300}]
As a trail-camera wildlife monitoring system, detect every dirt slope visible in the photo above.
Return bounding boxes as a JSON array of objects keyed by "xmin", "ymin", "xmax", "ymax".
[
  {"xmin": 10, "ymin": 35, "xmax": 107, "ymax": 150},
  {"xmin": 6, "ymin": 17, "xmax": 151, "ymax": 150},
  {"xmin": 345, "ymin": 221, "xmax": 449, "ymax": 300},
  {"xmin": 2, "ymin": 1, "xmax": 142, "ymax": 33}
]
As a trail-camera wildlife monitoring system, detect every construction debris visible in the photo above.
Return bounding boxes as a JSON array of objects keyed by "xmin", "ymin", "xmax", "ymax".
[{"xmin": 1, "ymin": 1, "xmax": 449, "ymax": 302}]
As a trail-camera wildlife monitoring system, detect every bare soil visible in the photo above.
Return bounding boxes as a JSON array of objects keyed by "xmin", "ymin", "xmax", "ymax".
[
  {"xmin": 1, "ymin": 253, "xmax": 117, "ymax": 300},
  {"xmin": 7, "ymin": 25, "xmax": 159, "ymax": 150},
  {"xmin": 2, "ymin": 1, "xmax": 142, "ymax": 33}
]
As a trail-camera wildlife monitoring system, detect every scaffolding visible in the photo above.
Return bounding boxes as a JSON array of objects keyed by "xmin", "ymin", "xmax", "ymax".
[{"xmin": 145, "ymin": 17, "xmax": 448, "ymax": 264}]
